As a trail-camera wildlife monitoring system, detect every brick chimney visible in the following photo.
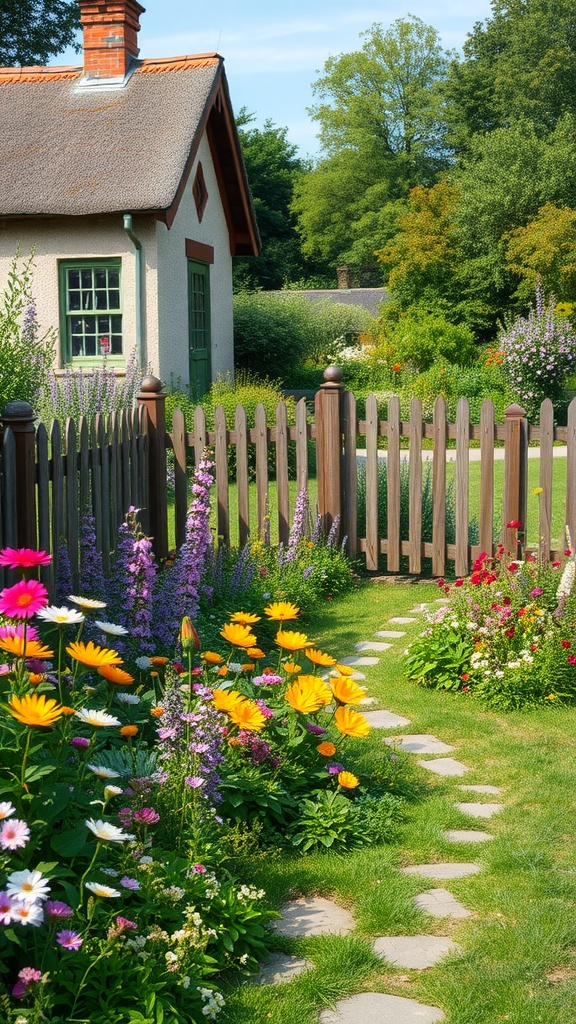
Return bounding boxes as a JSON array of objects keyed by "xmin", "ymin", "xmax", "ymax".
[
  {"xmin": 78, "ymin": 0, "xmax": 145, "ymax": 79},
  {"xmin": 337, "ymin": 265, "xmax": 353, "ymax": 289}
]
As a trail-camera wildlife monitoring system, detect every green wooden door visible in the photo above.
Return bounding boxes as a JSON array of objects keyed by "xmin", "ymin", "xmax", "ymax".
[{"xmin": 187, "ymin": 260, "xmax": 211, "ymax": 398}]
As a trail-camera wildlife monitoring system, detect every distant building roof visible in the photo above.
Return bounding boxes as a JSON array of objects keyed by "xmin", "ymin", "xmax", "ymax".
[
  {"xmin": 278, "ymin": 288, "xmax": 388, "ymax": 317},
  {"xmin": 0, "ymin": 55, "xmax": 259, "ymax": 253}
]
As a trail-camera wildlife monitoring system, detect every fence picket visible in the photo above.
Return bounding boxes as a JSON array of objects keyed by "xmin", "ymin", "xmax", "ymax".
[
  {"xmin": 479, "ymin": 399, "xmax": 495, "ymax": 558},
  {"xmin": 214, "ymin": 405, "xmax": 230, "ymax": 546},
  {"xmin": 51, "ymin": 420, "xmax": 64, "ymax": 584},
  {"xmin": 36, "ymin": 423, "xmax": 52, "ymax": 593},
  {"xmin": 387, "ymin": 395, "xmax": 401, "ymax": 572},
  {"xmin": 255, "ymin": 403, "xmax": 270, "ymax": 545},
  {"xmin": 137, "ymin": 405, "xmax": 149, "ymax": 538},
  {"xmin": 66, "ymin": 419, "xmax": 79, "ymax": 585},
  {"xmin": 455, "ymin": 397, "xmax": 470, "ymax": 577},
  {"xmin": 172, "ymin": 407, "xmax": 187, "ymax": 549},
  {"xmin": 276, "ymin": 400, "xmax": 290, "ymax": 546},
  {"xmin": 409, "ymin": 397, "xmax": 422, "ymax": 574},
  {"xmin": 295, "ymin": 397, "xmax": 309, "ymax": 494},
  {"xmin": 342, "ymin": 389, "xmax": 358, "ymax": 557},
  {"xmin": 3, "ymin": 428, "xmax": 17, "ymax": 549},
  {"xmin": 130, "ymin": 408, "xmax": 139, "ymax": 512},
  {"xmin": 121, "ymin": 409, "xmax": 131, "ymax": 511},
  {"xmin": 98, "ymin": 416, "xmax": 110, "ymax": 572},
  {"xmin": 432, "ymin": 396, "xmax": 447, "ymax": 577},
  {"xmin": 79, "ymin": 417, "xmax": 90, "ymax": 517},
  {"xmin": 110, "ymin": 413, "xmax": 120, "ymax": 537},
  {"xmin": 538, "ymin": 399, "xmax": 554, "ymax": 561},
  {"xmin": 193, "ymin": 406, "xmax": 207, "ymax": 466},
  {"xmin": 365, "ymin": 393, "xmax": 379, "ymax": 570},
  {"xmin": 235, "ymin": 403, "xmax": 250, "ymax": 548},
  {"xmin": 566, "ymin": 398, "xmax": 576, "ymax": 549}
]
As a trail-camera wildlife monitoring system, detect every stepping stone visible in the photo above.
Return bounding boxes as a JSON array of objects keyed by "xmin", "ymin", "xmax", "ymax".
[
  {"xmin": 385, "ymin": 734, "xmax": 454, "ymax": 754},
  {"xmin": 355, "ymin": 641, "xmax": 392, "ymax": 652},
  {"xmin": 255, "ymin": 953, "xmax": 313, "ymax": 985},
  {"xmin": 376, "ymin": 630, "xmax": 406, "ymax": 639},
  {"xmin": 434, "ymin": 599, "xmax": 449, "ymax": 604},
  {"xmin": 460, "ymin": 784, "xmax": 501, "ymax": 795},
  {"xmin": 409, "ymin": 604, "xmax": 429, "ymax": 613},
  {"xmin": 364, "ymin": 709, "xmax": 411, "ymax": 728},
  {"xmin": 319, "ymin": 992, "xmax": 444, "ymax": 1023},
  {"xmin": 455, "ymin": 802, "xmax": 503, "ymax": 819},
  {"xmin": 338, "ymin": 656, "xmax": 380, "ymax": 667},
  {"xmin": 418, "ymin": 758, "xmax": 469, "ymax": 777},
  {"xmin": 403, "ymin": 863, "xmax": 481, "ymax": 880},
  {"xmin": 359, "ymin": 696, "xmax": 379, "ymax": 707},
  {"xmin": 373, "ymin": 934, "xmax": 460, "ymax": 970},
  {"xmin": 389, "ymin": 616, "xmax": 417, "ymax": 624},
  {"xmin": 444, "ymin": 829, "xmax": 494, "ymax": 843},
  {"xmin": 273, "ymin": 897, "xmax": 354, "ymax": 938},
  {"xmin": 414, "ymin": 888, "xmax": 471, "ymax": 919}
]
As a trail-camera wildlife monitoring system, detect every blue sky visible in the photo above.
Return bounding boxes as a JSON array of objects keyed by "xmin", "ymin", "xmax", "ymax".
[{"xmin": 56, "ymin": 0, "xmax": 494, "ymax": 157}]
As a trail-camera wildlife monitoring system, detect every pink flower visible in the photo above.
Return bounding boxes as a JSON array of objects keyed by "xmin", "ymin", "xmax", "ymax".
[
  {"xmin": 115, "ymin": 915, "xmax": 137, "ymax": 932},
  {"xmin": 530, "ymin": 587, "xmax": 543, "ymax": 597},
  {"xmin": 133, "ymin": 808, "xmax": 160, "ymax": 824},
  {"xmin": 0, "ymin": 890, "xmax": 16, "ymax": 924},
  {"xmin": 0, "ymin": 579, "xmax": 48, "ymax": 619},
  {"xmin": 71, "ymin": 737, "xmax": 90, "ymax": 749},
  {"xmin": 192, "ymin": 863, "xmax": 206, "ymax": 874},
  {"xmin": 0, "ymin": 818, "xmax": 30, "ymax": 851},
  {"xmin": 57, "ymin": 929, "xmax": 83, "ymax": 950},
  {"xmin": 0, "ymin": 548, "xmax": 51, "ymax": 569},
  {"xmin": 0, "ymin": 623, "xmax": 39, "ymax": 641},
  {"xmin": 45, "ymin": 901, "xmax": 74, "ymax": 918}
]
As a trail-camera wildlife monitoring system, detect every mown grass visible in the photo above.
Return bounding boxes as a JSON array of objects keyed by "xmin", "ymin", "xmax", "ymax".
[{"xmin": 219, "ymin": 580, "xmax": 576, "ymax": 1024}]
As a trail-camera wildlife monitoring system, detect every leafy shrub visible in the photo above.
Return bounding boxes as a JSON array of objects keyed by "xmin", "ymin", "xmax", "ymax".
[
  {"xmin": 0, "ymin": 251, "xmax": 55, "ymax": 411},
  {"xmin": 408, "ymin": 358, "xmax": 512, "ymax": 422},
  {"xmin": 499, "ymin": 285, "xmax": 576, "ymax": 417},
  {"xmin": 233, "ymin": 291, "xmax": 311, "ymax": 381},
  {"xmin": 288, "ymin": 791, "xmax": 366, "ymax": 852},
  {"xmin": 305, "ymin": 301, "xmax": 376, "ymax": 366},
  {"xmin": 389, "ymin": 309, "xmax": 477, "ymax": 372}
]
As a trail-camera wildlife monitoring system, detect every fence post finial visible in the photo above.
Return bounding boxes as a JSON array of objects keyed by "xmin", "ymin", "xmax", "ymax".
[
  {"xmin": 315, "ymin": 365, "xmax": 344, "ymax": 540},
  {"xmin": 137, "ymin": 376, "xmax": 168, "ymax": 560},
  {"xmin": 1, "ymin": 401, "xmax": 37, "ymax": 550}
]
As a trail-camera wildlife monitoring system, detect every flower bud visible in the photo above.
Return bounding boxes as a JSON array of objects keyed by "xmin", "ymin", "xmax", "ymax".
[{"xmin": 180, "ymin": 616, "xmax": 200, "ymax": 651}]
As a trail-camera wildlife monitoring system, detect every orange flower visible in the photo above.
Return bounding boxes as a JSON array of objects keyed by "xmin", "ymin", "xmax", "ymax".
[
  {"xmin": 7, "ymin": 693, "xmax": 65, "ymax": 727},
  {"xmin": 120, "ymin": 725, "xmax": 138, "ymax": 737},
  {"xmin": 264, "ymin": 601, "xmax": 300, "ymax": 622},
  {"xmin": 150, "ymin": 656, "xmax": 169, "ymax": 667},
  {"xmin": 330, "ymin": 676, "xmax": 366, "ymax": 705},
  {"xmin": 242, "ymin": 663, "xmax": 255, "ymax": 672},
  {"xmin": 338, "ymin": 771, "xmax": 360, "ymax": 789},
  {"xmin": 228, "ymin": 700, "xmax": 266, "ymax": 732},
  {"xmin": 66, "ymin": 641, "xmax": 122, "ymax": 668},
  {"xmin": 334, "ymin": 706, "xmax": 370, "ymax": 738},
  {"xmin": 150, "ymin": 706, "xmax": 164, "ymax": 717},
  {"xmin": 28, "ymin": 673, "xmax": 43, "ymax": 686},
  {"xmin": 283, "ymin": 662, "xmax": 302, "ymax": 674},
  {"xmin": 247, "ymin": 647, "xmax": 265, "ymax": 660},
  {"xmin": 212, "ymin": 688, "xmax": 245, "ymax": 713},
  {"xmin": 285, "ymin": 676, "xmax": 331, "ymax": 714},
  {"xmin": 317, "ymin": 741, "xmax": 337, "ymax": 757},
  {"xmin": 334, "ymin": 664, "xmax": 355, "ymax": 676},
  {"xmin": 305, "ymin": 648, "xmax": 337, "ymax": 667},
  {"xmin": 230, "ymin": 611, "xmax": 261, "ymax": 625},
  {"xmin": 202, "ymin": 651, "xmax": 224, "ymax": 664},
  {"xmin": 0, "ymin": 637, "xmax": 53, "ymax": 660},
  {"xmin": 217, "ymin": 666, "xmax": 228, "ymax": 677},
  {"xmin": 98, "ymin": 666, "xmax": 135, "ymax": 686},
  {"xmin": 275, "ymin": 630, "xmax": 309, "ymax": 652},
  {"xmin": 220, "ymin": 622, "xmax": 258, "ymax": 649}
]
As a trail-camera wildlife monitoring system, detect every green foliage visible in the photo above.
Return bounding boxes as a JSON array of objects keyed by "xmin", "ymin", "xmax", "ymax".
[
  {"xmin": 408, "ymin": 358, "xmax": 512, "ymax": 422},
  {"xmin": 305, "ymin": 300, "xmax": 376, "ymax": 366},
  {"xmin": 388, "ymin": 309, "xmax": 477, "ymax": 372},
  {"xmin": 351, "ymin": 792, "xmax": 406, "ymax": 844},
  {"xmin": 505, "ymin": 202, "xmax": 576, "ymax": 303},
  {"xmin": 404, "ymin": 625, "xmax": 474, "ymax": 690},
  {"xmin": 0, "ymin": 0, "xmax": 80, "ymax": 65},
  {"xmin": 233, "ymin": 292, "xmax": 311, "ymax": 381},
  {"xmin": 0, "ymin": 251, "xmax": 56, "ymax": 411},
  {"xmin": 287, "ymin": 790, "xmax": 365, "ymax": 852}
]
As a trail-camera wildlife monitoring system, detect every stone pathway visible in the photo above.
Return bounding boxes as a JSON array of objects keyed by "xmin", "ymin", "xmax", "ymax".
[{"xmin": 255, "ymin": 602, "xmax": 506, "ymax": 1023}]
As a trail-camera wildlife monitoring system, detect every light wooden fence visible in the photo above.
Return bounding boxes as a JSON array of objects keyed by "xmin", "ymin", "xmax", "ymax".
[{"xmin": 0, "ymin": 372, "xmax": 574, "ymax": 590}]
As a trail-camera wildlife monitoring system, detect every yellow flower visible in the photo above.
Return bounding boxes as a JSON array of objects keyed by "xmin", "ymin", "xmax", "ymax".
[
  {"xmin": 247, "ymin": 647, "xmax": 265, "ymax": 659},
  {"xmin": 317, "ymin": 741, "xmax": 337, "ymax": 756},
  {"xmin": 334, "ymin": 706, "xmax": 370, "ymax": 738},
  {"xmin": 0, "ymin": 637, "xmax": 54, "ymax": 660},
  {"xmin": 202, "ymin": 651, "xmax": 224, "ymax": 664},
  {"xmin": 285, "ymin": 676, "xmax": 331, "ymax": 714},
  {"xmin": 330, "ymin": 676, "xmax": 366, "ymax": 705},
  {"xmin": 264, "ymin": 601, "xmax": 300, "ymax": 622},
  {"xmin": 8, "ymin": 693, "xmax": 65, "ymax": 727},
  {"xmin": 228, "ymin": 700, "xmax": 266, "ymax": 732},
  {"xmin": 338, "ymin": 771, "xmax": 360, "ymax": 789},
  {"xmin": 229, "ymin": 611, "xmax": 261, "ymax": 625},
  {"xmin": 304, "ymin": 648, "xmax": 337, "ymax": 667},
  {"xmin": 275, "ymin": 629, "xmax": 309, "ymax": 652},
  {"xmin": 547, "ymin": 693, "xmax": 556, "ymax": 700},
  {"xmin": 220, "ymin": 622, "xmax": 258, "ymax": 649},
  {"xmin": 283, "ymin": 661, "xmax": 302, "ymax": 674},
  {"xmin": 66, "ymin": 641, "xmax": 123, "ymax": 668},
  {"xmin": 334, "ymin": 663, "xmax": 355, "ymax": 676},
  {"xmin": 211, "ymin": 688, "xmax": 245, "ymax": 713},
  {"xmin": 98, "ymin": 666, "xmax": 135, "ymax": 686},
  {"xmin": 532, "ymin": 487, "xmax": 544, "ymax": 495}
]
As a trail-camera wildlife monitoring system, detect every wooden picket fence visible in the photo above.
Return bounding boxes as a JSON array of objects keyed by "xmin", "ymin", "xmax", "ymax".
[{"xmin": 0, "ymin": 372, "xmax": 575, "ymax": 593}]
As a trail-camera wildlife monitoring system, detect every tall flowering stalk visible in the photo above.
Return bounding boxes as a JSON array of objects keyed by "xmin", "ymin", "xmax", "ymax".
[
  {"xmin": 154, "ymin": 455, "xmax": 215, "ymax": 649},
  {"xmin": 79, "ymin": 507, "xmax": 106, "ymax": 602},
  {"xmin": 108, "ymin": 508, "xmax": 157, "ymax": 655},
  {"xmin": 285, "ymin": 489, "xmax": 309, "ymax": 562}
]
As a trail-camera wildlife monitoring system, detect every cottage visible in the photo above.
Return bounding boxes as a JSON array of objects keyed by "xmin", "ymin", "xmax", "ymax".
[{"xmin": 0, "ymin": 0, "xmax": 259, "ymax": 396}]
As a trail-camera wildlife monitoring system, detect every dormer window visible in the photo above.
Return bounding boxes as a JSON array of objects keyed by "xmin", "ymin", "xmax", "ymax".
[{"xmin": 193, "ymin": 163, "xmax": 208, "ymax": 222}]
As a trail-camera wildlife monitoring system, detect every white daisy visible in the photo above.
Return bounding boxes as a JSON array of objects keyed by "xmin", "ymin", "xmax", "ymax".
[
  {"xmin": 0, "ymin": 801, "xmax": 16, "ymax": 820},
  {"xmin": 85, "ymin": 818, "xmax": 131, "ymax": 843},
  {"xmin": 6, "ymin": 869, "xmax": 51, "ymax": 904},
  {"xmin": 36, "ymin": 606, "xmax": 85, "ymax": 626},
  {"xmin": 75, "ymin": 709, "xmax": 121, "ymax": 728},
  {"xmin": 68, "ymin": 595, "xmax": 107, "ymax": 610},
  {"xmin": 104, "ymin": 785, "xmax": 124, "ymax": 799},
  {"xmin": 95, "ymin": 621, "xmax": 129, "ymax": 636},
  {"xmin": 87, "ymin": 764, "xmax": 122, "ymax": 779},
  {"xmin": 10, "ymin": 902, "xmax": 44, "ymax": 926},
  {"xmin": 115, "ymin": 692, "xmax": 140, "ymax": 705},
  {"xmin": 84, "ymin": 881, "xmax": 121, "ymax": 898}
]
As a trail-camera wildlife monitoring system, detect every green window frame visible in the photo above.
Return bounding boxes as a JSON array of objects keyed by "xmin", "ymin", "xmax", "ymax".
[{"xmin": 59, "ymin": 258, "xmax": 124, "ymax": 367}]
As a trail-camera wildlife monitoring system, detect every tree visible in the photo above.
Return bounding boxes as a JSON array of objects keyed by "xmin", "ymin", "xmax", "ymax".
[
  {"xmin": 0, "ymin": 0, "xmax": 80, "ymax": 66},
  {"xmin": 293, "ymin": 16, "xmax": 453, "ymax": 281},
  {"xmin": 506, "ymin": 203, "xmax": 576, "ymax": 303},
  {"xmin": 234, "ymin": 111, "xmax": 322, "ymax": 290}
]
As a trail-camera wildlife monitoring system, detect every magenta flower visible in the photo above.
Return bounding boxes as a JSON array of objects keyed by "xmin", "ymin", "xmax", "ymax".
[
  {"xmin": 530, "ymin": 587, "xmax": 543, "ymax": 597},
  {"xmin": 0, "ymin": 548, "xmax": 51, "ymax": 569},
  {"xmin": 57, "ymin": 929, "xmax": 83, "ymax": 950},
  {"xmin": 45, "ymin": 900, "xmax": 74, "ymax": 918},
  {"xmin": 185, "ymin": 776, "xmax": 204, "ymax": 788},
  {"xmin": 327, "ymin": 763, "xmax": 345, "ymax": 774},
  {"xmin": 0, "ymin": 891, "xmax": 16, "ymax": 925},
  {"xmin": 133, "ymin": 808, "xmax": 160, "ymax": 824},
  {"xmin": 306, "ymin": 723, "xmax": 326, "ymax": 736},
  {"xmin": 71, "ymin": 737, "xmax": 90, "ymax": 749},
  {"xmin": 12, "ymin": 966, "xmax": 42, "ymax": 997},
  {"xmin": 0, "ymin": 818, "xmax": 30, "ymax": 851},
  {"xmin": 115, "ymin": 915, "xmax": 137, "ymax": 931},
  {"xmin": 0, "ymin": 623, "xmax": 39, "ymax": 641},
  {"xmin": 0, "ymin": 579, "xmax": 48, "ymax": 619},
  {"xmin": 192, "ymin": 863, "xmax": 206, "ymax": 874}
]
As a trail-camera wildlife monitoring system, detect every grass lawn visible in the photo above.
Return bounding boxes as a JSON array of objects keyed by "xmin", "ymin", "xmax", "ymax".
[{"xmin": 220, "ymin": 579, "xmax": 576, "ymax": 1024}]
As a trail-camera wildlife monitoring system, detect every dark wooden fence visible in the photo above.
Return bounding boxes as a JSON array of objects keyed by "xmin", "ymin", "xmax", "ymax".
[{"xmin": 0, "ymin": 370, "xmax": 574, "ymax": 592}]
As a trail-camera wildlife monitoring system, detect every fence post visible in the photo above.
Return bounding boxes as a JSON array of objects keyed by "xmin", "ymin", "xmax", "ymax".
[
  {"xmin": 503, "ymin": 402, "xmax": 528, "ymax": 559},
  {"xmin": 1, "ymin": 401, "xmax": 37, "ymax": 549},
  {"xmin": 137, "ymin": 376, "xmax": 168, "ymax": 560},
  {"xmin": 315, "ymin": 365, "xmax": 343, "ymax": 539}
]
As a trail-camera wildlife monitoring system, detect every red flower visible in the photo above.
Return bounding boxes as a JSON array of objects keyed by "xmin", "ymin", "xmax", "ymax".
[
  {"xmin": 566, "ymin": 550, "xmax": 572, "ymax": 557},
  {"xmin": 561, "ymin": 640, "xmax": 572, "ymax": 649},
  {"xmin": 505, "ymin": 627, "xmax": 515, "ymax": 637},
  {"xmin": 444, "ymin": 585, "xmax": 450, "ymax": 594},
  {"xmin": 461, "ymin": 672, "xmax": 469, "ymax": 682},
  {"xmin": 455, "ymin": 579, "xmax": 464, "ymax": 587},
  {"xmin": 503, "ymin": 597, "xmax": 511, "ymax": 606},
  {"xmin": 569, "ymin": 655, "xmax": 576, "ymax": 665},
  {"xmin": 525, "ymin": 552, "xmax": 535, "ymax": 562},
  {"xmin": 517, "ymin": 607, "xmax": 526, "ymax": 617},
  {"xmin": 436, "ymin": 578, "xmax": 445, "ymax": 588},
  {"xmin": 508, "ymin": 563, "xmax": 519, "ymax": 573},
  {"xmin": 507, "ymin": 520, "xmax": 522, "ymax": 529},
  {"xmin": 552, "ymin": 561, "xmax": 561, "ymax": 568}
]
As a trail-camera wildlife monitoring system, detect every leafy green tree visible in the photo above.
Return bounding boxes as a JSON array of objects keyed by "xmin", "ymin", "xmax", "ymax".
[
  {"xmin": 506, "ymin": 203, "xmax": 576, "ymax": 303},
  {"xmin": 0, "ymin": 0, "xmax": 80, "ymax": 66},
  {"xmin": 293, "ymin": 16, "xmax": 453, "ymax": 281},
  {"xmin": 234, "ymin": 111, "xmax": 324, "ymax": 289}
]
